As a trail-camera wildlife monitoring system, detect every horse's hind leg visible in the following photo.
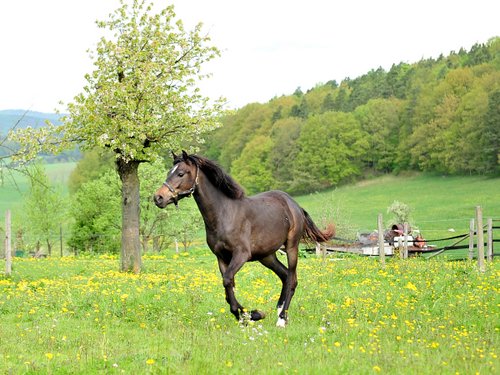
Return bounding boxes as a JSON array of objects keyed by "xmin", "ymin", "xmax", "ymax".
[
  {"xmin": 259, "ymin": 253, "xmax": 288, "ymax": 317},
  {"xmin": 276, "ymin": 242, "xmax": 299, "ymax": 327}
]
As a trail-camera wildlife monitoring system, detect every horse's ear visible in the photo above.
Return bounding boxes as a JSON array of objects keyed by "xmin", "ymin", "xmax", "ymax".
[
  {"xmin": 182, "ymin": 150, "xmax": 189, "ymax": 161},
  {"xmin": 171, "ymin": 151, "xmax": 178, "ymax": 160}
]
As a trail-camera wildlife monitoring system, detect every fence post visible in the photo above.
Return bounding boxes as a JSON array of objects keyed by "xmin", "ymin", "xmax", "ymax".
[
  {"xmin": 403, "ymin": 222, "xmax": 409, "ymax": 259},
  {"xmin": 487, "ymin": 218, "xmax": 493, "ymax": 262},
  {"xmin": 5, "ymin": 210, "xmax": 12, "ymax": 276},
  {"xmin": 468, "ymin": 218, "xmax": 475, "ymax": 260},
  {"xmin": 476, "ymin": 206, "xmax": 485, "ymax": 272},
  {"xmin": 378, "ymin": 213, "xmax": 385, "ymax": 266}
]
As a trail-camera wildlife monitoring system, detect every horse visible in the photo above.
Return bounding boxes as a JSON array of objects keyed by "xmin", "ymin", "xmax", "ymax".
[{"xmin": 154, "ymin": 151, "xmax": 334, "ymax": 327}]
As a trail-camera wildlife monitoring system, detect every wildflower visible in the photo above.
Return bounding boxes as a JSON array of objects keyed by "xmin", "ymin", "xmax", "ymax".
[
  {"xmin": 146, "ymin": 359, "xmax": 155, "ymax": 365},
  {"xmin": 373, "ymin": 365, "xmax": 381, "ymax": 372},
  {"xmin": 45, "ymin": 353, "xmax": 54, "ymax": 360},
  {"xmin": 405, "ymin": 282, "xmax": 418, "ymax": 292}
]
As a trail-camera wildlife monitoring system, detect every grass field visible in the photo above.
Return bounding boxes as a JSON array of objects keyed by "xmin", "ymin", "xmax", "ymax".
[
  {"xmin": 0, "ymin": 162, "xmax": 76, "ymax": 219},
  {"xmin": 295, "ymin": 174, "xmax": 500, "ymax": 252},
  {"xmin": 0, "ymin": 252, "xmax": 498, "ymax": 374},
  {"xmin": 1, "ymin": 168, "xmax": 499, "ymax": 373},
  {"xmin": 297, "ymin": 174, "xmax": 500, "ymax": 232}
]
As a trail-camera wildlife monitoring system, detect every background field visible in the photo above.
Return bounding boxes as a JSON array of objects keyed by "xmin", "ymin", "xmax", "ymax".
[
  {"xmin": 296, "ymin": 173, "xmax": 500, "ymax": 244},
  {"xmin": 0, "ymin": 162, "xmax": 75, "ymax": 219}
]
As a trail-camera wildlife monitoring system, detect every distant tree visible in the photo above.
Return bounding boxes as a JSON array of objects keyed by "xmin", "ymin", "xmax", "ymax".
[
  {"xmin": 326, "ymin": 80, "xmax": 338, "ymax": 88},
  {"xmin": 321, "ymin": 92, "xmax": 336, "ymax": 113},
  {"xmin": 387, "ymin": 200, "xmax": 412, "ymax": 225},
  {"xmin": 231, "ymin": 135, "xmax": 275, "ymax": 194},
  {"xmin": 386, "ymin": 62, "xmax": 411, "ymax": 99},
  {"xmin": 481, "ymin": 90, "xmax": 500, "ymax": 174},
  {"xmin": 333, "ymin": 85, "xmax": 350, "ymax": 112},
  {"xmin": 354, "ymin": 98, "xmax": 403, "ymax": 172},
  {"xmin": 269, "ymin": 117, "xmax": 304, "ymax": 191},
  {"xmin": 293, "ymin": 87, "xmax": 304, "ymax": 97},
  {"xmin": 68, "ymin": 171, "xmax": 121, "ymax": 254},
  {"xmin": 11, "ymin": 0, "xmax": 224, "ymax": 273},
  {"xmin": 290, "ymin": 97, "xmax": 309, "ymax": 119},
  {"xmin": 293, "ymin": 112, "xmax": 369, "ymax": 193},
  {"xmin": 23, "ymin": 162, "xmax": 67, "ymax": 256},
  {"xmin": 68, "ymin": 149, "xmax": 114, "ymax": 194},
  {"xmin": 271, "ymin": 105, "xmax": 283, "ymax": 123},
  {"xmin": 217, "ymin": 103, "xmax": 272, "ymax": 170}
]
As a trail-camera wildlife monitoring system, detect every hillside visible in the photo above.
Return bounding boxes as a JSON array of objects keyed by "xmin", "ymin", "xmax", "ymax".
[
  {"xmin": 200, "ymin": 37, "xmax": 500, "ymax": 195},
  {"xmin": 0, "ymin": 109, "xmax": 62, "ymax": 135},
  {"xmin": 296, "ymin": 174, "xmax": 500, "ymax": 240}
]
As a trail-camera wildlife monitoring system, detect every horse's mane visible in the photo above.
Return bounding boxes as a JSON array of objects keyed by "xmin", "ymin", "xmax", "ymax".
[{"xmin": 176, "ymin": 154, "xmax": 246, "ymax": 200}]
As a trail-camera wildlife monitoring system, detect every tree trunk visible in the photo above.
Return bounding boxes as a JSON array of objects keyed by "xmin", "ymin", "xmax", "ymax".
[{"xmin": 117, "ymin": 159, "xmax": 142, "ymax": 273}]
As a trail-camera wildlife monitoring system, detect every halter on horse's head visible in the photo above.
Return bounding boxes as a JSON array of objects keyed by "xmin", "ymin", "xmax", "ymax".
[{"xmin": 154, "ymin": 151, "xmax": 199, "ymax": 208}]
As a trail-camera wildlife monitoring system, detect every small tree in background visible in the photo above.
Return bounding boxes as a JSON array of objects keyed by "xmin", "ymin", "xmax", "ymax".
[
  {"xmin": 68, "ymin": 171, "xmax": 122, "ymax": 254},
  {"xmin": 23, "ymin": 162, "xmax": 67, "ymax": 256},
  {"xmin": 10, "ymin": 0, "xmax": 224, "ymax": 272},
  {"xmin": 387, "ymin": 200, "xmax": 412, "ymax": 225}
]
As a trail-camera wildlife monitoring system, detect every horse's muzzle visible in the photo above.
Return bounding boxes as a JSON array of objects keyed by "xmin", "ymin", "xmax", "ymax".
[{"xmin": 153, "ymin": 193, "xmax": 168, "ymax": 208}]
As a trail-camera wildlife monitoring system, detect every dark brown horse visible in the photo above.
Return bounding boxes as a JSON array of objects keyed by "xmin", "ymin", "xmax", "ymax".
[{"xmin": 154, "ymin": 151, "xmax": 333, "ymax": 327}]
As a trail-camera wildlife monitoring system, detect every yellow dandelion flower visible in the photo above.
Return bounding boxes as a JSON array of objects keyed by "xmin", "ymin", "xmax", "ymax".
[
  {"xmin": 146, "ymin": 358, "xmax": 155, "ymax": 365},
  {"xmin": 45, "ymin": 353, "xmax": 54, "ymax": 360},
  {"xmin": 405, "ymin": 282, "xmax": 418, "ymax": 292}
]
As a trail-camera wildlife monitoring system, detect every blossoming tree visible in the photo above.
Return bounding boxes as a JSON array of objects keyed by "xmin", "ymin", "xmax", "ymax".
[{"xmin": 11, "ymin": 0, "xmax": 224, "ymax": 272}]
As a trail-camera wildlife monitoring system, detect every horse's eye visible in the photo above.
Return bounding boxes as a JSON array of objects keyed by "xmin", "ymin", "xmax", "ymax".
[{"xmin": 178, "ymin": 172, "xmax": 185, "ymax": 177}]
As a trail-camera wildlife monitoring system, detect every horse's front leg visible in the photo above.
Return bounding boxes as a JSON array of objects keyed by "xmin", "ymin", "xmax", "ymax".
[{"xmin": 217, "ymin": 255, "xmax": 248, "ymax": 321}]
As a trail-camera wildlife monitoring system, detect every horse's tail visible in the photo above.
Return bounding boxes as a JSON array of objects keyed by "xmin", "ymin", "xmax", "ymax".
[{"xmin": 301, "ymin": 209, "xmax": 335, "ymax": 243}]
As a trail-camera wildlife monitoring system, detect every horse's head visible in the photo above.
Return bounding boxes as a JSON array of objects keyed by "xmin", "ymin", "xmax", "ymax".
[{"xmin": 154, "ymin": 150, "xmax": 199, "ymax": 209}]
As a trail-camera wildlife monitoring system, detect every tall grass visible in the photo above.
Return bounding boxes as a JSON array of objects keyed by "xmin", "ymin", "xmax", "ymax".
[{"xmin": 0, "ymin": 252, "xmax": 498, "ymax": 374}]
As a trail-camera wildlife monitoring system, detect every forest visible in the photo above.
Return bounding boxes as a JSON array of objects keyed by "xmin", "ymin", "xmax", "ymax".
[{"xmin": 199, "ymin": 37, "xmax": 500, "ymax": 194}]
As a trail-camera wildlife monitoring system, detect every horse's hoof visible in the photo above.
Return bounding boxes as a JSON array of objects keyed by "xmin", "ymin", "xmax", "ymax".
[
  {"xmin": 276, "ymin": 317, "xmax": 287, "ymax": 328},
  {"xmin": 250, "ymin": 310, "xmax": 266, "ymax": 321}
]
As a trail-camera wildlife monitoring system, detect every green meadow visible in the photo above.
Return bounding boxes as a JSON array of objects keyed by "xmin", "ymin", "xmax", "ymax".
[
  {"xmin": 296, "ymin": 174, "xmax": 500, "ymax": 245},
  {"xmin": 1, "ymin": 165, "xmax": 499, "ymax": 373},
  {"xmin": 0, "ymin": 162, "xmax": 75, "ymax": 219},
  {"xmin": 0, "ymin": 253, "xmax": 498, "ymax": 374}
]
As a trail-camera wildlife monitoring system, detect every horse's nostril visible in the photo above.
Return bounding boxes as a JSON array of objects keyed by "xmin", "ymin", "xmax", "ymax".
[{"xmin": 154, "ymin": 194, "xmax": 163, "ymax": 204}]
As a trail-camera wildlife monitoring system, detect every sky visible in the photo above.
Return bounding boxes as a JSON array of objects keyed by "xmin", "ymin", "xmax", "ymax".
[{"xmin": 0, "ymin": 0, "xmax": 499, "ymax": 113}]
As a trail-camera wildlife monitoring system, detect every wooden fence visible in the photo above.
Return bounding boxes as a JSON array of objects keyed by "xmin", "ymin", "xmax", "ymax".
[{"xmin": 314, "ymin": 206, "xmax": 497, "ymax": 272}]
